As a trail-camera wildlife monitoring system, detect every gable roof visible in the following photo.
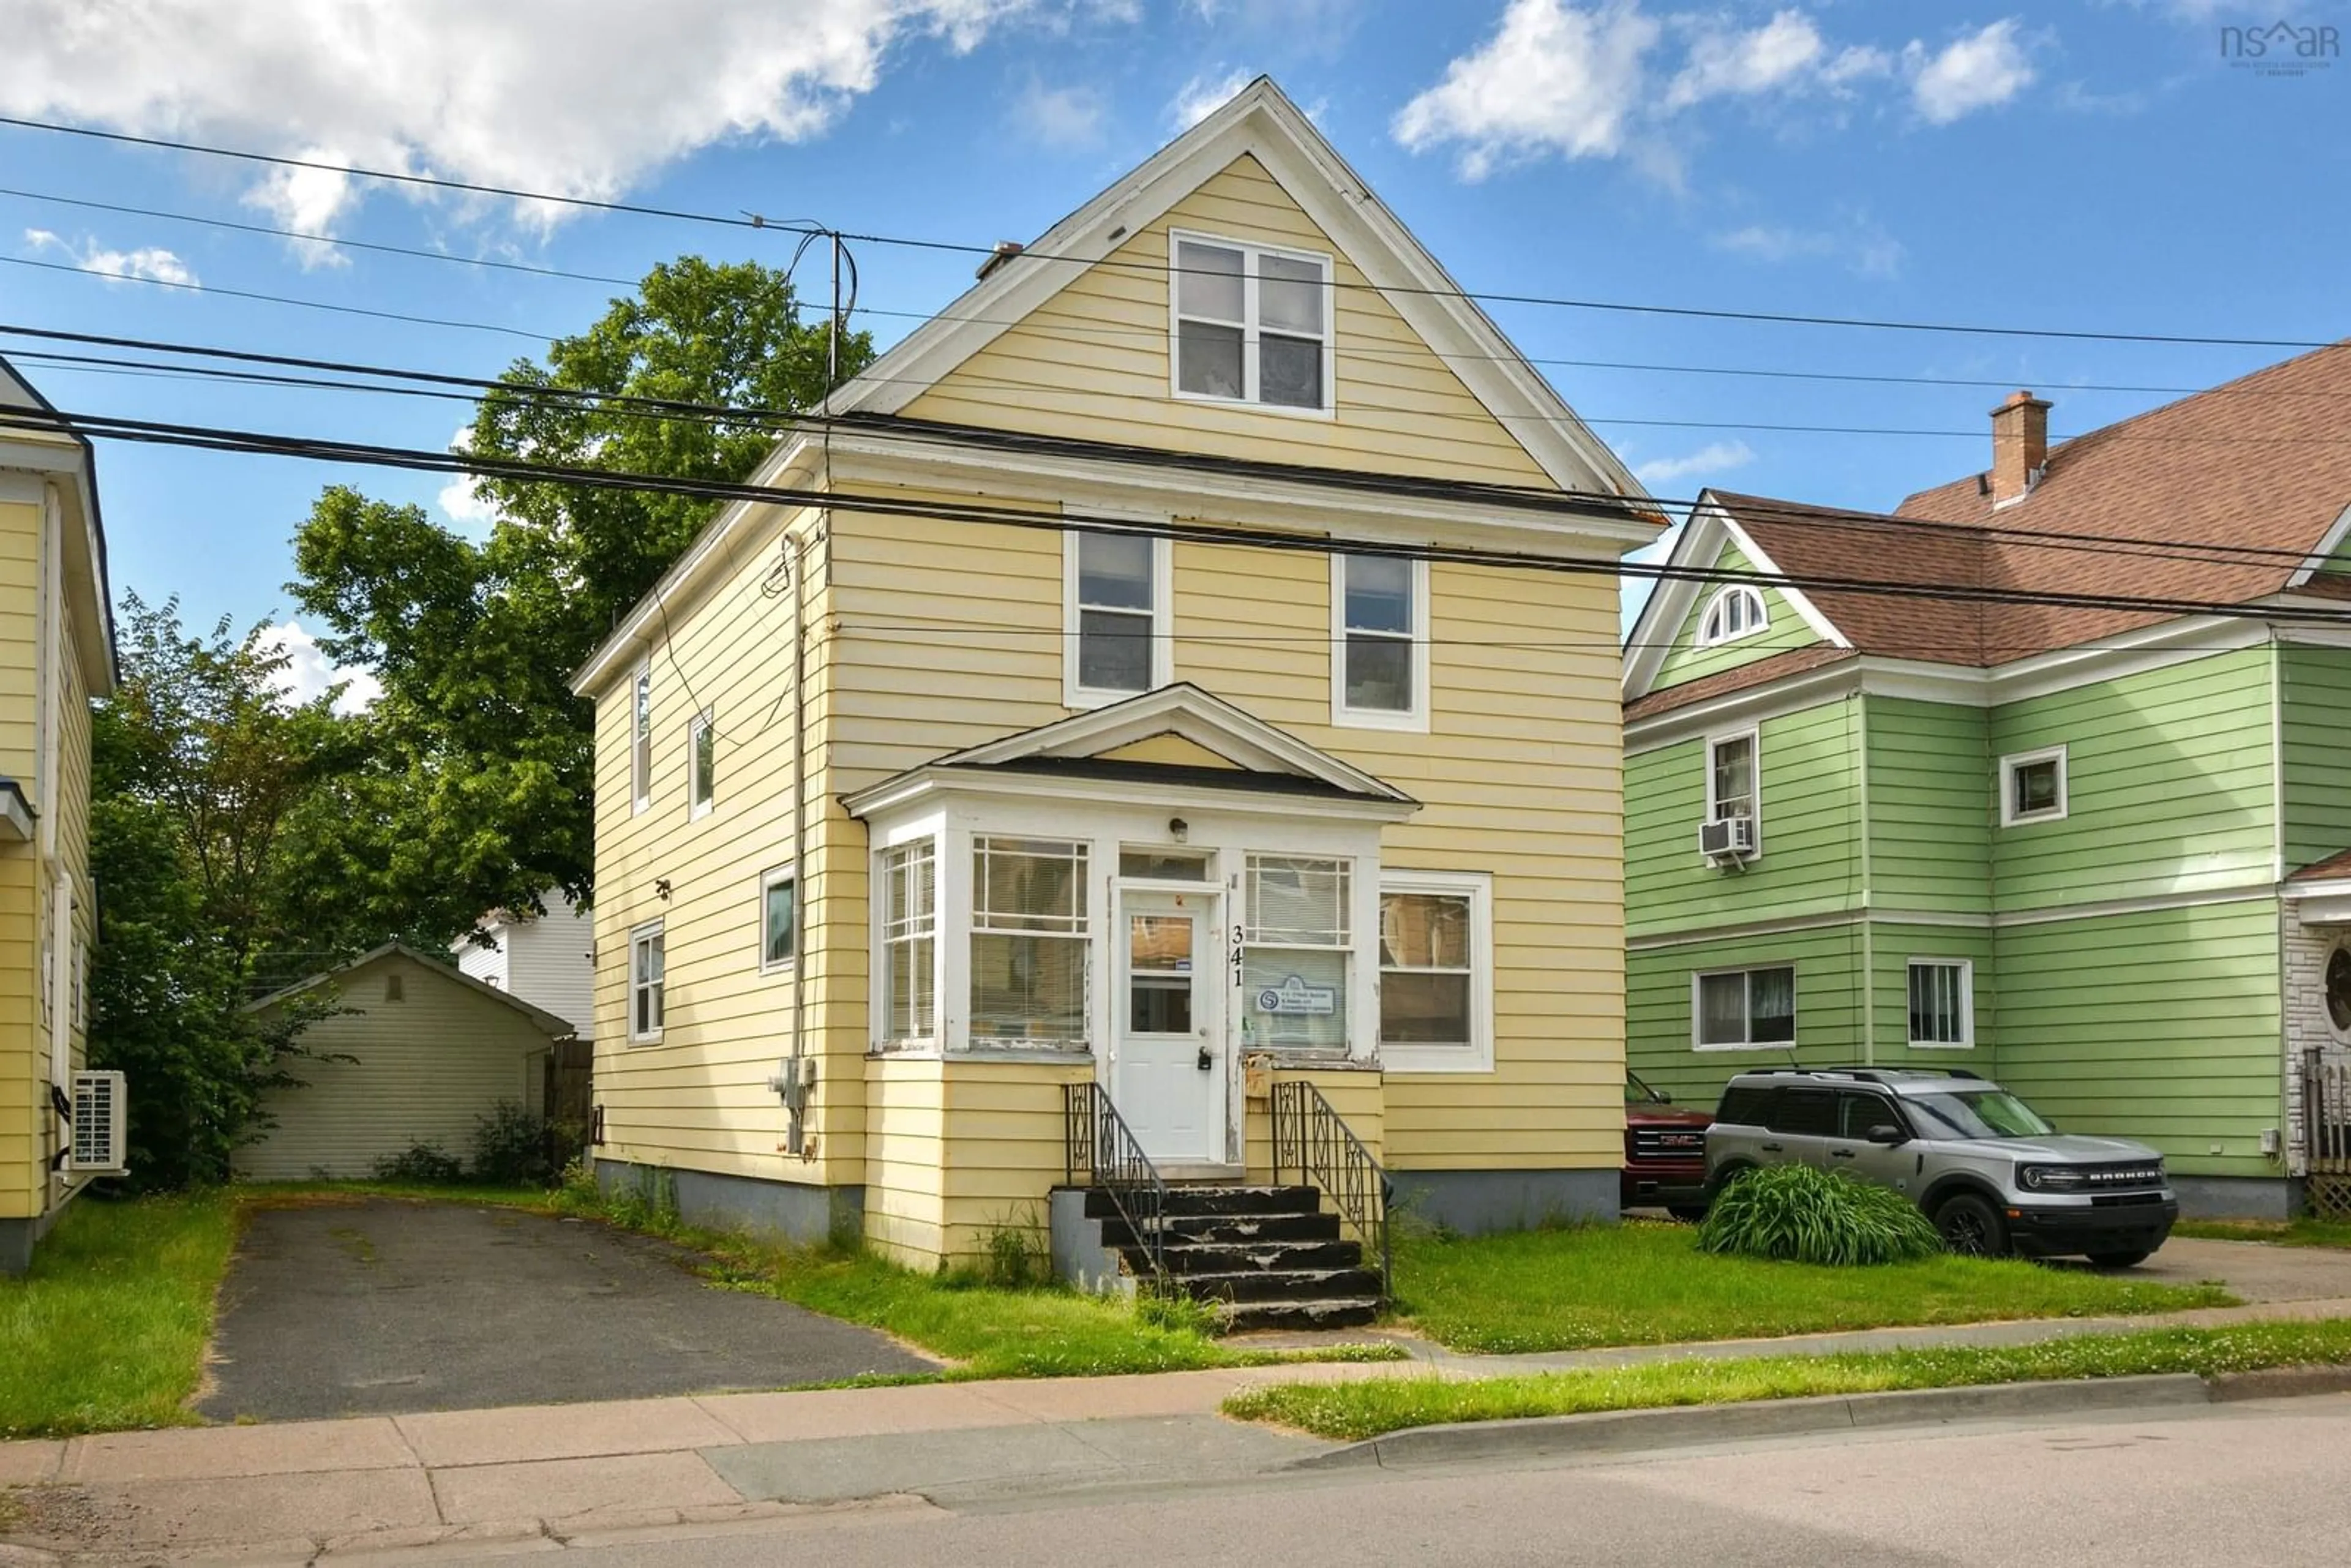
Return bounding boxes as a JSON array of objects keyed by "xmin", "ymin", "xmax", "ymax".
[
  {"xmin": 1620, "ymin": 494, "xmax": 1854, "ymax": 699},
  {"xmin": 0, "ymin": 351, "xmax": 120, "ymax": 692},
  {"xmin": 827, "ymin": 77, "xmax": 1643, "ymax": 500},
  {"xmin": 244, "ymin": 941, "xmax": 577, "ymax": 1038},
  {"xmin": 842, "ymin": 682, "xmax": 1417, "ymax": 819},
  {"xmin": 1627, "ymin": 342, "xmax": 2351, "ymax": 701}
]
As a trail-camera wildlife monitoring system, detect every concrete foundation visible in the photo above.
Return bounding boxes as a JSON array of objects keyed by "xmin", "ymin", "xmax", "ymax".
[
  {"xmin": 1048, "ymin": 1187, "xmax": 1134, "ymax": 1296},
  {"xmin": 594, "ymin": 1159, "xmax": 863, "ymax": 1250},
  {"xmin": 1390, "ymin": 1167, "xmax": 1618, "ymax": 1234},
  {"xmin": 0, "ymin": 1201, "xmax": 64, "ymax": 1277},
  {"xmin": 2173, "ymin": 1174, "xmax": 2301, "ymax": 1221}
]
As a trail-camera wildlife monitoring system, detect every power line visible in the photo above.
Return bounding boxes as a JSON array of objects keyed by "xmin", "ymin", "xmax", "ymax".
[
  {"xmin": 3, "ymin": 111, "xmax": 2339, "ymax": 352},
  {"xmin": 0, "ymin": 322, "xmax": 2333, "ymax": 577},
  {"xmin": 0, "ymin": 253, "xmax": 553, "ymax": 340},
  {"xmin": 2, "ymin": 397, "xmax": 2344, "ymax": 632}
]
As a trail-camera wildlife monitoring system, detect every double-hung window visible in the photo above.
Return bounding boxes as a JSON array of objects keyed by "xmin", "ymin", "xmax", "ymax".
[
  {"xmin": 1907, "ymin": 959, "xmax": 1974, "ymax": 1048},
  {"xmin": 1333, "ymin": 555, "xmax": 1428, "ymax": 728},
  {"xmin": 630, "ymin": 662, "xmax": 653, "ymax": 814},
  {"xmin": 1377, "ymin": 870, "xmax": 1492, "ymax": 1073},
  {"xmin": 760, "ymin": 866, "xmax": 797, "ymax": 973},
  {"xmin": 1707, "ymin": 730, "xmax": 1758, "ymax": 838},
  {"xmin": 1244, "ymin": 855, "xmax": 1351, "ymax": 1054},
  {"xmin": 629, "ymin": 921, "xmax": 666, "ymax": 1043},
  {"xmin": 1171, "ymin": 233, "xmax": 1332, "ymax": 411},
  {"xmin": 1065, "ymin": 530, "xmax": 1171, "ymax": 705},
  {"xmin": 689, "ymin": 709, "xmax": 715, "ymax": 818},
  {"xmin": 880, "ymin": 840, "xmax": 938, "ymax": 1047},
  {"xmin": 969, "ymin": 838, "xmax": 1090, "ymax": 1048},
  {"xmin": 1694, "ymin": 965, "xmax": 1794, "ymax": 1049}
]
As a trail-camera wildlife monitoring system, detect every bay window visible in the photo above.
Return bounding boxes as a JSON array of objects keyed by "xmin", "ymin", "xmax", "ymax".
[
  {"xmin": 969, "ymin": 837, "xmax": 1090, "ymax": 1048},
  {"xmin": 881, "ymin": 839, "xmax": 938, "ymax": 1046}
]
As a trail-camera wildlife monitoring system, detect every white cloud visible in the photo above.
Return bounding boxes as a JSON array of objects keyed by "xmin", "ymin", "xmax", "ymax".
[
  {"xmin": 1169, "ymin": 66, "xmax": 1257, "ymax": 130},
  {"xmin": 1633, "ymin": 440, "xmax": 1755, "ymax": 486},
  {"xmin": 1012, "ymin": 79, "xmax": 1108, "ymax": 146},
  {"xmin": 436, "ymin": 427, "xmax": 502, "ymax": 531},
  {"xmin": 23, "ymin": 228, "xmax": 199, "ymax": 287},
  {"xmin": 1907, "ymin": 19, "xmax": 2036, "ymax": 124},
  {"xmin": 1664, "ymin": 9, "xmax": 1824, "ymax": 111},
  {"xmin": 257, "ymin": 620, "xmax": 382, "ymax": 716},
  {"xmin": 0, "ymin": 1, "xmax": 1057, "ymax": 243},
  {"xmin": 1712, "ymin": 217, "xmax": 1903, "ymax": 277},
  {"xmin": 1392, "ymin": 0, "xmax": 1660, "ymax": 178}
]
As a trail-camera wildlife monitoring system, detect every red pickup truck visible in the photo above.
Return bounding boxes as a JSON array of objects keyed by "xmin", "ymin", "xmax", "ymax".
[{"xmin": 1623, "ymin": 1071, "xmax": 1713, "ymax": 1220}]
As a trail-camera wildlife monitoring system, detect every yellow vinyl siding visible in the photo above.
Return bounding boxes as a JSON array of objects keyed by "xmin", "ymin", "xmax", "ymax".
[
  {"xmin": 0, "ymin": 494, "xmax": 40, "ymax": 1219},
  {"xmin": 237, "ymin": 952, "xmax": 560, "ymax": 1180},
  {"xmin": 865, "ymin": 1054, "xmax": 946, "ymax": 1261},
  {"xmin": 900, "ymin": 156, "xmax": 1554, "ymax": 487},
  {"xmin": 935, "ymin": 1057, "xmax": 1092, "ymax": 1266}
]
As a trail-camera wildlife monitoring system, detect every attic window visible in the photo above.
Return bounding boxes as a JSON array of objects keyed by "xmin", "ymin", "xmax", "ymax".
[
  {"xmin": 385, "ymin": 973, "xmax": 404, "ymax": 1003},
  {"xmin": 1697, "ymin": 586, "xmax": 1769, "ymax": 648},
  {"xmin": 1171, "ymin": 232, "xmax": 1332, "ymax": 412}
]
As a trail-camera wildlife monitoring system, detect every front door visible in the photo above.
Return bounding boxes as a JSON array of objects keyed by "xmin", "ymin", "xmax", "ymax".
[{"xmin": 1111, "ymin": 890, "xmax": 1226, "ymax": 1165}]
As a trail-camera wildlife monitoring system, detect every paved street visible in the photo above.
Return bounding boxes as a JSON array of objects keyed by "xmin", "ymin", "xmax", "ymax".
[
  {"xmin": 526, "ymin": 1397, "xmax": 2351, "ymax": 1568},
  {"xmin": 201, "ymin": 1201, "xmax": 932, "ymax": 1420}
]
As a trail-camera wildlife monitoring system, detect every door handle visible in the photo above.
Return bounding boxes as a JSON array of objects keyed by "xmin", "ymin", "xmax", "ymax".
[
  {"xmin": 1831, "ymin": 1149, "xmax": 1856, "ymax": 1160},
  {"xmin": 1196, "ymin": 1047, "xmax": 1213, "ymax": 1071},
  {"xmin": 1760, "ymin": 1142, "xmax": 1783, "ymax": 1152}
]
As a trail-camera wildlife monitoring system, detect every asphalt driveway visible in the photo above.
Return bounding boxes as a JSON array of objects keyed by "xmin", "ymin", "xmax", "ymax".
[{"xmin": 199, "ymin": 1201, "xmax": 936, "ymax": 1422}]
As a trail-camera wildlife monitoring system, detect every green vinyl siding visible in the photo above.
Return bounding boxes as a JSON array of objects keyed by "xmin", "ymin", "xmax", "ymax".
[
  {"xmin": 1625, "ymin": 699, "xmax": 1861, "ymax": 939},
  {"xmin": 1626, "ymin": 924, "xmax": 1863, "ymax": 1109},
  {"xmin": 1989, "ymin": 648, "xmax": 2275, "ymax": 910},
  {"xmin": 1872, "ymin": 925, "xmax": 1995, "ymax": 1062},
  {"xmin": 1651, "ymin": 542, "xmax": 1824, "ymax": 690},
  {"xmin": 1992, "ymin": 899, "xmax": 2282, "ymax": 1177},
  {"xmin": 1866, "ymin": 697, "xmax": 1992, "ymax": 916},
  {"xmin": 2279, "ymin": 642, "xmax": 2351, "ymax": 872}
]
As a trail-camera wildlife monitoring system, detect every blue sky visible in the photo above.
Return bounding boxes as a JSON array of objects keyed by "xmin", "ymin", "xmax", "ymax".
[{"xmin": 1, "ymin": 0, "xmax": 2345, "ymax": 692}]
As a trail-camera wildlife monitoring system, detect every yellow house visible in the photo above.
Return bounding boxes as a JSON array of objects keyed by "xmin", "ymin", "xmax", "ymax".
[
  {"xmin": 570, "ymin": 81, "xmax": 1659, "ymax": 1308},
  {"xmin": 0, "ymin": 355, "xmax": 117, "ymax": 1275}
]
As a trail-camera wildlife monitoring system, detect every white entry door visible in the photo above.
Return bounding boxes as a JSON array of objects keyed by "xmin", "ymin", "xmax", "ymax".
[{"xmin": 1111, "ymin": 890, "xmax": 1226, "ymax": 1165}]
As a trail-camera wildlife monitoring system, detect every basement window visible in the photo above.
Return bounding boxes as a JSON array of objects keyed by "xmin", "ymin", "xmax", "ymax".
[{"xmin": 1171, "ymin": 231, "xmax": 1333, "ymax": 413}]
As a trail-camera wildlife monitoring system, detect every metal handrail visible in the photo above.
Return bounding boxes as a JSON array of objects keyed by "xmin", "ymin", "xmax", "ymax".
[
  {"xmin": 1270, "ymin": 1079, "xmax": 1392, "ymax": 1299},
  {"xmin": 1063, "ymin": 1082, "xmax": 1171, "ymax": 1283}
]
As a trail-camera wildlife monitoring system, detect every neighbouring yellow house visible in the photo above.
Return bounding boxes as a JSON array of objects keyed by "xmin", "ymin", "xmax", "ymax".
[
  {"xmin": 0, "ymin": 355, "xmax": 117, "ymax": 1275},
  {"xmin": 571, "ymin": 80, "xmax": 1659, "ymax": 1314}
]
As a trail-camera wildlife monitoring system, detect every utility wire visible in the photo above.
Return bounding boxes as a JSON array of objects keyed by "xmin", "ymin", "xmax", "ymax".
[
  {"xmin": 3, "ymin": 398, "xmax": 2345, "ymax": 631},
  {"xmin": 1, "ymin": 323, "xmax": 2336, "ymax": 576},
  {"xmin": 0, "ymin": 253, "xmax": 553, "ymax": 340},
  {"xmin": 2, "ymin": 111, "xmax": 2339, "ymax": 351}
]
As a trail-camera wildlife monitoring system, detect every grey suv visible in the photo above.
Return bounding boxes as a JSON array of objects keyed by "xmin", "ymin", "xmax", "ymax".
[{"xmin": 1704, "ymin": 1067, "xmax": 2178, "ymax": 1266}]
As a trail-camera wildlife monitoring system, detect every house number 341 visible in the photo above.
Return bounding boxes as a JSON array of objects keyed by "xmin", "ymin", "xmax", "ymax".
[{"xmin": 1230, "ymin": 926, "xmax": 1245, "ymax": 981}]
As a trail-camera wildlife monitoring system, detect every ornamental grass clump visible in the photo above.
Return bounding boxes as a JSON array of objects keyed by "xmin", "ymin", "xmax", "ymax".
[{"xmin": 1697, "ymin": 1163, "xmax": 1942, "ymax": 1266}]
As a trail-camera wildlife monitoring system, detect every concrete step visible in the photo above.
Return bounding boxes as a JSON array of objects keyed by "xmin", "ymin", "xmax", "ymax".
[
  {"xmin": 1097, "ymin": 1211, "xmax": 1343, "ymax": 1249},
  {"xmin": 1217, "ymin": 1296, "xmax": 1382, "ymax": 1332},
  {"xmin": 1082, "ymin": 1185, "xmax": 1322, "ymax": 1222},
  {"xmin": 1171, "ymin": 1267, "xmax": 1386, "ymax": 1304},
  {"xmin": 1156, "ymin": 1239, "xmax": 1363, "ymax": 1275}
]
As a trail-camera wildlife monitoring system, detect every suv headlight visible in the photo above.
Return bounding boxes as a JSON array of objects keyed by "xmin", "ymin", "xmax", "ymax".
[{"xmin": 2019, "ymin": 1165, "xmax": 2087, "ymax": 1193}]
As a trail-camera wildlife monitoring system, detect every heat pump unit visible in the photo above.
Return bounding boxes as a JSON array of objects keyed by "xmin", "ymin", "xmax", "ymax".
[
  {"xmin": 1699, "ymin": 816, "xmax": 1758, "ymax": 860},
  {"xmin": 69, "ymin": 1070, "xmax": 127, "ymax": 1174}
]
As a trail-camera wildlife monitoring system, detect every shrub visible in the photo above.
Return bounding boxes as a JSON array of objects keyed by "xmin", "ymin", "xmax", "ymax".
[
  {"xmin": 372, "ymin": 1141, "xmax": 464, "ymax": 1184},
  {"xmin": 470, "ymin": 1100, "xmax": 555, "ymax": 1187},
  {"xmin": 1696, "ymin": 1163, "xmax": 1942, "ymax": 1266}
]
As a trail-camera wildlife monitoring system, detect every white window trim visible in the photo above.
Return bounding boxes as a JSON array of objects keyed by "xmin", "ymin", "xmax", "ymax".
[
  {"xmin": 2000, "ymin": 744, "xmax": 2069, "ymax": 827},
  {"xmin": 1166, "ymin": 227, "xmax": 1337, "ymax": 420},
  {"xmin": 628, "ymin": 919, "xmax": 666, "ymax": 1045},
  {"xmin": 872, "ymin": 830, "xmax": 943, "ymax": 1052},
  {"xmin": 1905, "ymin": 957, "xmax": 1976, "ymax": 1049},
  {"xmin": 759, "ymin": 864, "xmax": 798, "ymax": 976},
  {"xmin": 1690, "ymin": 964, "xmax": 1798, "ymax": 1051},
  {"xmin": 688, "ymin": 708, "xmax": 714, "ymax": 820},
  {"xmin": 1376, "ymin": 869, "xmax": 1493, "ymax": 1075},
  {"xmin": 1703, "ymin": 727, "xmax": 1763, "ymax": 859},
  {"xmin": 1330, "ymin": 554, "xmax": 1431, "ymax": 732},
  {"xmin": 968, "ymin": 836, "xmax": 1093, "ymax": 1052},
  {"xmin": 1063, "ymin": 526, "xmax": 1174, "ymax": 709},
  {"xmin": 629, "ymin": 659, "xmax": 653, "ymax": 817},
  {"xmin": 1696, "ymin": 585, "xmax": 1770, "ymax": 648}
]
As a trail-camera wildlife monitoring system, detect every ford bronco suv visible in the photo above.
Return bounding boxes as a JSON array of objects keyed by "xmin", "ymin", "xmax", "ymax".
[{"xmin": 1704, "ymin": 1067, "xmax": 2178, "ymax": 1266}]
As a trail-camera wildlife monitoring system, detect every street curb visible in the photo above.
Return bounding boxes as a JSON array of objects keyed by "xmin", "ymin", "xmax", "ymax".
[
  {"xmin": 2205, "ymin": 1365, "xmax": 2351, "ymax": 1403},
  {"xmin": 1292, "ymin": 1375, "xmax": 2212, "ymax": 1470}
]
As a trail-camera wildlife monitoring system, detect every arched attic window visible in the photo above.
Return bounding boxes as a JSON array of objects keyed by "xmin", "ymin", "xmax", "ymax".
[{"xmin": 1697, "ymin": 585, "xmax": 1769, "ymax": 648}]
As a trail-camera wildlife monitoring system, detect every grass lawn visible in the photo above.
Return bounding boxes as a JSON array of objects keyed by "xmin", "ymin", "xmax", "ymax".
[
  {"xmin": 0, "ymin": 1191, "xmax": 238, "ymax": 1439},
  {"xmin": 2174, "ymin": 1217, "xmax": 2351, "ymax": 1249},
  {"xmin": 1226, "ymin": 1318, "xmax": 2351, "ymax": 1441},
  {"xmin": 1393, "ymin": 1221, "xmax": 2235, "ymax": 1354}
]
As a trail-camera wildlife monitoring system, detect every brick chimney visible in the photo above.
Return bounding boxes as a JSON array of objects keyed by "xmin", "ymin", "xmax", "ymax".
[{"xmin": 1989, "ymin": 389, "xmax": 2051, "ymax": 506}]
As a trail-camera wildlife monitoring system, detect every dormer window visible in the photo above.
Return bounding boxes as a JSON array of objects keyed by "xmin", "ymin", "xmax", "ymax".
[
  {"xmin": 1171, "ymin": 232, "xmax": 1332, "ymax": 412},
  {"xmin": 1697, "ymin": 586, "xmax": 1768, "ymax": 647}
]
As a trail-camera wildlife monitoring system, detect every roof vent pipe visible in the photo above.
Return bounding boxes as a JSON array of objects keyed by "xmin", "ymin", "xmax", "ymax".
[{"xmin": 975, "ymin": 240, "xmax": 1024, "ymax": 281}]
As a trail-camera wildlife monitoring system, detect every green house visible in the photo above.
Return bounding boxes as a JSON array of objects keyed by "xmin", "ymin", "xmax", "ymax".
[{"xmin": 1622, "ymin": 358, "xmax": 2351, "ymax": 1218}]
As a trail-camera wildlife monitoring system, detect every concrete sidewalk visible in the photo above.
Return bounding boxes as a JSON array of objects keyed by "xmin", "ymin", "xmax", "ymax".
[{"xmin": 9, "ymin": 1291, "xmax": 2351, "ymax": 1563}]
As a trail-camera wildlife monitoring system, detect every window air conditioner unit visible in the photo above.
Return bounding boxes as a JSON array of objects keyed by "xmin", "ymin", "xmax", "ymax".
[
  {"xmin": 1699, "ymin": 816, "xmax": 1758, "ymax": 861},
  {"xmin": 69, "ymin": 1070, "xmax": 128, "ymax": 1175}
]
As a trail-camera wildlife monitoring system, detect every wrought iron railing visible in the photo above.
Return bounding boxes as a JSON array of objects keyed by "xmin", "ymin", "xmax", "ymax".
[
  {"xmin": 2305, "ymin": 1050, "xmax": 2351, "ymax": 1219},
  {"xmin": 1063, "ymin": 1081, "xmax": 1171, "ymax": 1283},
  {"xmin": 1270, "ymin": 1079, "xmax": 1392, "ymax": 1299}
]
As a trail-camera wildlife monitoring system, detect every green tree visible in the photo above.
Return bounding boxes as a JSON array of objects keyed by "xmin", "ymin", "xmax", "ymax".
[{"xmin": 290, "ymin": 257, "xmax": 869, "ymax": 929}]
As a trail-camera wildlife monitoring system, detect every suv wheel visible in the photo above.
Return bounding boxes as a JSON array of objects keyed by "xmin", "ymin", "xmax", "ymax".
[{"xmin": 1933, "ymin": 1193, "xmax": 2008, "ymax": 1258}]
